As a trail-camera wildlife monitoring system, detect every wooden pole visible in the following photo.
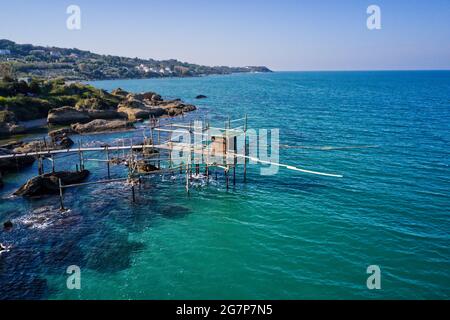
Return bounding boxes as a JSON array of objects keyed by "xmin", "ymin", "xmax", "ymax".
[
  {"xmin": 58, "ymin": 178, "xmax": 65, "ymax": 211},
  {"xmin": 157, "ymin": 119, "xmax": 160, "ymax": 144},
  {"xmin": 37, "ymin": 156, "xmax": 42, "ymax": 175},
  {"xmin": 233, "ymin": 165, "xmax": 236, "ymax": 186},
  {"xmin": 131, "ymin": 183, "xmax": 136, "ymax": 203},
  {"xmin": 185, "ymin": 164, "xmax": 190, "ymax": 194},
  {"xmin": 157, "ymin": 119, "xmax": 161, "ymax": 169},
  {"xmin": 106, "ymin": 146, "xmax": 111, "ymax": 179},
  {"xmin": 122, "ymin": 137, "xmax": 125, "ymax": 158},
  {"xmin": 150, "ymin": 118, "xmax": 154, "ymax": 147},
  {"xmin": 233, "ymin": 136, "xmax": 237, "ymax": 186},
  {"xmin": 51, "ymin": 154, "xmax": 55, "ymax": 173},
  {"xmin": 78, "ymin": 140, "xmax": 82, "ymax": 170},
  {"xmin": 225, "ymin": 167, "xmax": 229, "ymax": 190},
  {"xmin": 244, "ymin": 114, "xmax": 248, "ymax": 183}
]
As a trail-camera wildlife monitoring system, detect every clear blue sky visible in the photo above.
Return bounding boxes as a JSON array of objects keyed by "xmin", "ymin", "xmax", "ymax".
[{"xmin": 1, "ymin": 0, "xmax": 449, "ymax": 70}]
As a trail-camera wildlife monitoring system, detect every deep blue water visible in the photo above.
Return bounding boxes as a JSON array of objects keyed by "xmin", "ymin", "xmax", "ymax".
[{"xmin": 0, "ymin": 71, "xmax": 449, "ymax": 299}]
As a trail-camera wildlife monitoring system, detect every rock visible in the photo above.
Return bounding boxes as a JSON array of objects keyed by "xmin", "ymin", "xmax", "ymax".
[
  {"xmin": 135, "ymin": 161, "xmax": 158, "ymax": 173},
  {"xmin": 117, "ymin": 97, "xmax": 150, "ymax": 120},
  {"xmin": 195, "ymin": 95, "xmax": 207, "ymax": 99},
  {"xmin": 160, "ymin": 102, "xmax": 196, "ymax": 116},
  {"xmin": 122, "ymin": 97, "xmax": 147, "ymax": 108},
  {"xmin": 48, "ymin": 128, "xmax": 75, "ymax": 149},
  {"xmin": 117, "ymin": 105, "xmax": 150, "ymax": 121},
  {"xmin": 0, "ymin": 148, "xmax": 35, "ymax": 173},
  {"xmin": 87, "ymin": 109, "xmax": 125, "ymax": 120},
  {"xmin": 14, "ymin": 170, "xmax": 90, "ymax": 197},
  {"xmin": 13, "ymin": 140, "xmax": 47, "ymax": 154},
  {"xmin": 75, "ymin": 97, "xmax": 113, "ymax": 111},
  {"xmin": 57, "ymin": 136, "xmax": 74, "ymax": 149},
  {"xmin": 3, "ymin": 220, "xmax": 13, "ymax": 230},
  {"xmin": 141, "ymin": 92, "xmax": 162, "ymax": 103},
  {"xmin": 148, "ymin": 107, "xmax": 166, "ymax": 117},
  {"xmin": 71, "ymin": 119, "xmax": 134, "ymax": 134},
  {"xmin": 47, "ymin": 106, "xmax": 91, "ymax": 125},
  {"xmin": 117, "ymin": 93, "xmax": 196, "ymax": 120},
  {"xmin": 111, "ymin": 88, "xmax": 129, "ymax": 98},
  {"xmin": 75, "ymin": 98, "xmax": 124, "ymax": 120},
  {"xmin": 13, "ymin": 136, "xmax": 73, "ymax": 153},
  {"xmin": 125, "ymin": 92, "xmax": 160, "ymax": 102},
  {"xmin": 48, "ymin": 128, "xmax": 74, "ymax": 138}
]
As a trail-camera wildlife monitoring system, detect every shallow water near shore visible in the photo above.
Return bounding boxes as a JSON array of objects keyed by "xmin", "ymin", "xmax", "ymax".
[{"xmin": 1, "ymin": 71, "xmax": 449, "ymax": 299}]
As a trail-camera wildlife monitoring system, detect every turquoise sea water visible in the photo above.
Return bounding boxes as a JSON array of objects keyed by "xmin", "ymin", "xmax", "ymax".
[{"xmin": 0, "ymin": 71, "xmax": 449, "ymax": 299}]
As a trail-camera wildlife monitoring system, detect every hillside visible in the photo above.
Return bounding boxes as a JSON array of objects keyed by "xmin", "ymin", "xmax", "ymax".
[{"xmin": 0, "ymin": 39, "xmax": 271, "ymax": 80}]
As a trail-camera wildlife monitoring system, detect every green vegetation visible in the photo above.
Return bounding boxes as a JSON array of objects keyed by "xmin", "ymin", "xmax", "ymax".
[
  {"xmin": 0, "ymin": 39, "xmax": 271, "ymax": 80},
  {"xmin": 0, "ymin": 76, "xmax": 119, "ymax": 121}
]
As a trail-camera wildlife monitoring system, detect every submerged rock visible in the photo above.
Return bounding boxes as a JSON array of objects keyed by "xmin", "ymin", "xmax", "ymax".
[
  {"xmin": 71, "ymin": 119, "xmax": 134, "ymax": 134},
  {"xmin": 14, "ymin": 170, "xmax": 90, "ymax": 197},
  {"xmin": 195, "ymin": 94, "xmax": 207, "ymax": 99},
  {"xmin": 3, "ymin": 220, "xmax": 13, "ymax": 231}
]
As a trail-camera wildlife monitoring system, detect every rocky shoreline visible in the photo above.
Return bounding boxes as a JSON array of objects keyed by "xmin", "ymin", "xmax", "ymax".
[
  {"xmin": 47, "ymin": 88, "xmax": 196, "ymax": 128},
  {"xmin": 0, "ymin": 81, "xmax": 197, "ymax": 188}
]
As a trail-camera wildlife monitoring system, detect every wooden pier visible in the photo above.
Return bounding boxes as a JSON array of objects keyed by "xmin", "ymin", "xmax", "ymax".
[{"xmin": 1, "ymin": 115, "xmax": 342, "ymax": 210}]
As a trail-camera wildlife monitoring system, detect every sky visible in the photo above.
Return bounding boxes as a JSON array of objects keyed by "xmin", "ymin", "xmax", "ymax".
[{"xmin": 0, "ymin": 0, "xmax": 449, "ymax": 71}]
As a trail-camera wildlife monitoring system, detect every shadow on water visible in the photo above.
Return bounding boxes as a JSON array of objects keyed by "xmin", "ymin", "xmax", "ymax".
[
  {"xmin": 158, "ymin": 205, "xmax": 191, "ymax": 219},
  {"xmin": 0, "ymin": 174, "xmax": 195, "ymax": 298}
]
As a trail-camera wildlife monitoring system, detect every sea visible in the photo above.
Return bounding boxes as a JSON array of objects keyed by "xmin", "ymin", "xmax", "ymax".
[{"xmin": 0, "ymin": 71, "xmax": 449, "ymax": 299}]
